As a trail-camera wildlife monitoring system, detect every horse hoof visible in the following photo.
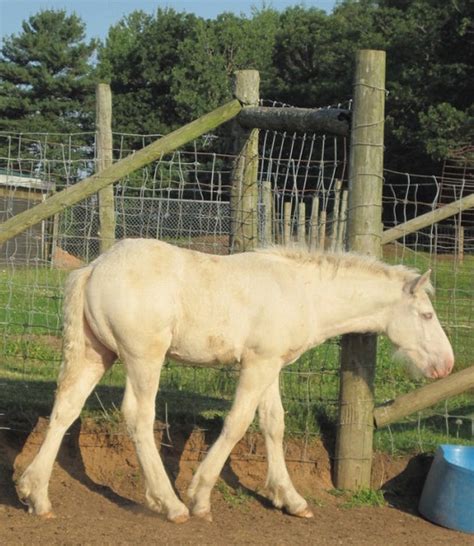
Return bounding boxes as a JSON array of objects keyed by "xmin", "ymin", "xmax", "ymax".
[
  {"xmin": 168, "ymin": 513, "xmax": 189, "ymax": 524},
  {"xmin": 194, "ymin": 510, "xmax": 213, "ymax": 523},
  {"xmin": 293, "ymin": 507, "xmax": 314, "ymax": 519},
  {"xmin": 39, "ymin": 511, "xmax": 56, "ymax": 520}
]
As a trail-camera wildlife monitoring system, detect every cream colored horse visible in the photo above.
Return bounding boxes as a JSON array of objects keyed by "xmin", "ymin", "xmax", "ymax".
[{"xmin": 17, "ymin": 239, "xmax": 454, "ymax": 523}]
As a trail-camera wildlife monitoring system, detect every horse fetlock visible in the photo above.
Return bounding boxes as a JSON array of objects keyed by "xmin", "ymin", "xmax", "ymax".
[
  {"xmin": 188, "ymin": 480, "xmax": 213, "ymax": 518},
  {"xmin": 188, "ymin": 472, "xmax": 213, "ymax": 500},
  {"xmin": 190, "ymin": 500, "xmax": 213, "ymax": 521},
  {"xmin": 266, "ymin": 483, "xmax": 285, "ymax": 509},
  {"xmin": 266, "ymin": 483, "xmax": 308, "ymax": 516},
  {"xmin": 145, "ymin": 489, "xmax": 164, "ymax": 513},
  {"xmin": 17, "ymin": 474, "xmax": 52, "ymax": 516},
  {"xmin": 146, "ymin": 488, "xmax": 189, "ymax": 523}
]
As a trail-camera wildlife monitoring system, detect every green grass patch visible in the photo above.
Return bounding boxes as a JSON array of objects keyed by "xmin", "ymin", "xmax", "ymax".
[
  {"xmin": 0, "ymin": 252, "xmax": 473, "ymax": 454},
  {"xmin": 215, "ymin": 481, "xmax": 253, "ymax": 509},
  {"xmin": 340, "ymin": 488, "xmax": 387, "ymax": 509}
]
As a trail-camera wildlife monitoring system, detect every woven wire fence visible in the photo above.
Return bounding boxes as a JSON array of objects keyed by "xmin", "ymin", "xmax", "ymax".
[
  {"xmin": 0, "ymin": 123, "xmax": 473, "ymax": 453},
  {"xmin": 379, "ymin": 170, "xmax": 474, "ymax": 452}
]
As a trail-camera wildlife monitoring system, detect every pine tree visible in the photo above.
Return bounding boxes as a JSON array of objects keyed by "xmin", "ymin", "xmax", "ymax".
[{"xmin": 0, "ymin": 10, "xmax": 97, "ymax": 134}]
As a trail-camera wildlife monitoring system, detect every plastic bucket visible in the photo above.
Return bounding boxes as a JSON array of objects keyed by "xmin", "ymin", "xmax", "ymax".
[{"xmin": 419, "ymin": 444, "xmax": 474, "ymax": 534}]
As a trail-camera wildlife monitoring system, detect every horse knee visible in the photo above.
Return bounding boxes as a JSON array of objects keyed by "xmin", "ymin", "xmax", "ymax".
[{"xmin": 221, "ymin": 416, "xmax": 248, "ymax": 445}]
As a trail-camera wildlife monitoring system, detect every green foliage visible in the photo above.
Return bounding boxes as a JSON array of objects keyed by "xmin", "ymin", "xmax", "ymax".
[
  {"xmin": 98, "ymin": 8, "xmax": 199, "ymax": 135},
  {"xmin": 340, "ymin": 488, "xmax": 387, "ymax": 508},
  {"xmin": 419, "ymin": 103, "xmax": 470, "ymax": 160},
  {"xmin": 376, "ymin": 0, "xmax": 474, "ymax": 167},
  {"xmin": 2, "ymin": 2, "xmax": 472, "ymax": 171},
  {"xmin": 171, "ymin": 9, "xmax": 279, "ymax": 120},
  {"xmin": 329, "ymin": 486, "xmax": 386, "ymax": 508},
  {"xmin": 272, "ymin": 4, "xmax": 383, "ymax": 107},
  {"xmin": 0, "ymin": 10, "xmax": 97, "ymax": 134},
  {"xmin": 215, "ymin": 480, "xmax": 252, "ymax": 509}
]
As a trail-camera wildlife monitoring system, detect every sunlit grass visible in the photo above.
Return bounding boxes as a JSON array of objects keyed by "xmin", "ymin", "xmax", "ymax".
[{"xmin": 0, "ymin": 250, "xmax": 473, "ymax": 453}]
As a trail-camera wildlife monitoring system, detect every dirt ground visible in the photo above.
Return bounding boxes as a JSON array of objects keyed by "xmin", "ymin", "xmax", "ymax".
[{"xmin": 0, "ymin": 418, "xmax": 471, "ymax": 546}]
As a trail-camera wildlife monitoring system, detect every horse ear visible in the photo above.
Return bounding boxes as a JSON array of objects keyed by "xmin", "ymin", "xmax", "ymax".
[{"xmin": 405, "ymin": 270, "xmax": 432, "ymax": 295}]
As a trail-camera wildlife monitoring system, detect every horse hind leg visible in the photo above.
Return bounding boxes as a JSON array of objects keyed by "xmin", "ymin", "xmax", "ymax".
[
  {"xmin": 17, "ymin": 323, "xmax": 115, "ymax": 517},
  {"xmin": 258, "ymin": 377, "xmax": 313, "ymax": 518},
  {"xmin": 120, "ymin": 334, "xmax": 189, "ymax": 524},
  {"xmin": 188, "ymin": 359, "xmax": 281, "ymax": 521}
]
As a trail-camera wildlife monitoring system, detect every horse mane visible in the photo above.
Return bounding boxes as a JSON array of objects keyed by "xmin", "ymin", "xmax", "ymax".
[{"xmin": 255, "ymin": 246, "xmax": 430, "ymax": 289}]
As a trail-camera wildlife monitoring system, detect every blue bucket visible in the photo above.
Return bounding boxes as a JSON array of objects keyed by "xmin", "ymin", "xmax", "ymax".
[{"xmin": 419, "ymin": 445, "xmax": 474, "ymax": 534}]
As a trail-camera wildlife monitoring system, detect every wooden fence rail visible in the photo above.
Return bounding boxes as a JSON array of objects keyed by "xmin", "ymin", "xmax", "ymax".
[
  {"xmin": 238, "ymin": 106, "xmax": 350, "ymax": 136},
  {"xmin": 0, "ymin": 100, "xmax": 242, "ymax": 246},
  {"xmin": 374, "ymin": 365, "xmax": 474, "ymax": 428},
  {"xmin": 382, "ymin": 193, "xmax": 474, "ymax": 245}
]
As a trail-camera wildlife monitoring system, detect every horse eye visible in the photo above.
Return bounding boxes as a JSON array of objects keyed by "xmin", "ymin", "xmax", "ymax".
[{"xmin": 422, "ymin": 312, "xmax": 433, "ymax": 320}]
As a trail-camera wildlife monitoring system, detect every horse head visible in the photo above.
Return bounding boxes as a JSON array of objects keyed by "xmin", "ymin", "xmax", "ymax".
[{"xmin": 386, "ymin": 270, "xmax": 454, "ymax": 379}]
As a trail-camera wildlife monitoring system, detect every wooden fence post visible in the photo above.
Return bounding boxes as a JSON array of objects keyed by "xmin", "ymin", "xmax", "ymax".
[
  {"xmin": 334, "ymin": 49, "xmax": 386, "ymax": 490},
  {"xmin": 297, "ymin": 201, "xmax": 306, "ymax": 244},
  {"xmin": 230, "ymin": 70, "xmax": 260, "ymax": 252},
  {"xmin": 309, "ymin": 197, "xmax": 319, "ymax": 250},
  {"xmin": 262, "ymin": 179, "xmax": 273, "ymax": 245},
  {"xmin": 96, "ymin": 83, "xmax": 115, "ymax": 253}
]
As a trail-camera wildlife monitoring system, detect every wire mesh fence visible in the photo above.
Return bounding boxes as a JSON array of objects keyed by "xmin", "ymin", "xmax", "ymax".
[
  {"xmin": 0, "ymin": 121, "xmax": 473, "ymax": 453},
  {"xmin": 379, "ymin": 170, "xmax": 474, "ymax": 451}
]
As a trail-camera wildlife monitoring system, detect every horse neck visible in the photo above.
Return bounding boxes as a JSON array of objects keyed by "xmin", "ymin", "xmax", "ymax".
[{"xmin": 313, "ymin": 271, "xmax": 401, "ymax": 340}]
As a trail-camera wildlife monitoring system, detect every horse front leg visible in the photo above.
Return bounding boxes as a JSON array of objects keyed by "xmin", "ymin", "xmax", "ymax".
[
  {"xmin": 188, "ymin": 359, "xmax": 281, "ymax": 521},
  {"xmin": 258, "ymin": 377, "xmax": 313, "ymax": 518}
]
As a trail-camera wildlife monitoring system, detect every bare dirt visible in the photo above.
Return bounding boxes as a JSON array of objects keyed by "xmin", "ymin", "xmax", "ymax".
[{"xmin": 0, "ymin": 418, "xmax": 471, "ymax": 546}]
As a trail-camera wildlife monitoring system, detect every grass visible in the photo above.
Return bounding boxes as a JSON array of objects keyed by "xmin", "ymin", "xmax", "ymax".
[
  {"xmin": 215, "ymin": 481, "xmax": 253, "ymax": 509},
  {"xmin": 337, "ymin": 488, "xmax": 387, "ymax": 509},
  {"xmin": 0, "ymin": 250, "xmax": 473, "ymax": 454}
]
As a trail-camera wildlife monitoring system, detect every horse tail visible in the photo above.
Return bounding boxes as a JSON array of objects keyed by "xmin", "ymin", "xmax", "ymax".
[{"xmin": 57, "ymin": 265, "xmax": 93, "ymax": 385}]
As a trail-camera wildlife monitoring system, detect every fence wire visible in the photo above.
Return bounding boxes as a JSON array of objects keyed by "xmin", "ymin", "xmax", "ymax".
[{"xmin": 0, "ymin": 122, "xmax": 473, "ymax": 454}]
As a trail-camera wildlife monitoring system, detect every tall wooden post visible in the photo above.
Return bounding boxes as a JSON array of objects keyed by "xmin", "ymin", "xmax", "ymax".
[
  {"xmin": 96, "ymin": 83, "xmax": 115, "ymax": 253},
  {"xmin": 230, "ymin": 70, "xmax": 260, "ymax": 252},
  {"xmin": 334, "ymin": 50, "xmax": 386, "ymax": 490}
]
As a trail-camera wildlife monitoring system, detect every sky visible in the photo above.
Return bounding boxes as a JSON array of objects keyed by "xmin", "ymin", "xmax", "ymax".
[{"xmin": 0, "ymin": 0, "xmax": 337, "ymax": 42}]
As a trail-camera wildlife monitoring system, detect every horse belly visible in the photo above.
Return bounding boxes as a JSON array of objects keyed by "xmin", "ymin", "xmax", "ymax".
[{"xmin": 167, "ymin": 331, "xmax": 242, "ymax": 368}]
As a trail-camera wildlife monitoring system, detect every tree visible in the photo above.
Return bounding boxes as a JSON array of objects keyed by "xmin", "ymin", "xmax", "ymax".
[
  {"xmin": 377, "ymin": 0, "xmax": 474, "ymax": 168},
  {"xmin": 98, "ymin": 8, "xmax": 199, "ymax": 135},
  {"xmin": 171, "ymin": 9, "xmax": 279, "ymax": 120},
  {"xmin": 272, "ymin": 4, "xmax": 384, "ymax": 108},
  {"xmin": 272, "ymin": 1, "xmax": 473, "ymax": 171},
  {"xmin": 0, "ymin": 10, "xmax": 97, "ymax": 134}
]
